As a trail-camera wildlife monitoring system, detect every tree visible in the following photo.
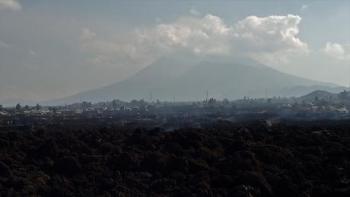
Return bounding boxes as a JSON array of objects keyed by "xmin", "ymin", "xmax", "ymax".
[
  {"xmin": 223, "ymin": 98, "xmax": 229, "ymax": 105},
  {"xmin": 24, "ymin": 105, "xmax": 30, "ymax": 111},
  {"xmin": 15, "ymin": 103, "xmax": 21, "ymax": 111},
  {"xmin": 208, "ymin": 98, "xmax": 216, "ymax": 105},
  {"xmin": 0, "ymin": 105, "xmax": 3, "ymax": 111},
  {"xmin": 81, "ymin": 101, "xmax": 91, "ymax": 111},
  {"xmin": 339, "ymin": 90, "xmax": 348, "ymax": 100},
  {"xmin": 35, "ymin": 104, "xmax": 41, "ymax": 111},
  {"xmin": 112, "ymin": 100, "xmax": 118, "ymax": 110},
  {"xmin": 49, "ymin": 107, "xmax": 57, "ymax": 114}
]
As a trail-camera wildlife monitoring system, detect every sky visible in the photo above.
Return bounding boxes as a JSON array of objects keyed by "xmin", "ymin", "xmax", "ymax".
[{"xmin": 0, "ymin": 0, "xmax": 349, "ymax": 103}]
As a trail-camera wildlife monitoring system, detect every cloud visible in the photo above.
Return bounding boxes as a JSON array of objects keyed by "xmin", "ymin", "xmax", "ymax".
[
  {"xmin": 79, "ymin": 28, "xmax": 156, "ymax": 66},
  {"xmin": 80, "ymin": 14, "xmax": 309, "ymax": 66},
  {"xmin": 189, "ymin": 8, "xmax": 200, "ymax": 16},
  {"xmin": 233, "ymin": 14, "xmax": 309, "ymax": 63},
  {"xmin": 0, "ymin": 0, "xmax": 22, "ymax": 11},
  {"xmin": 234, "ymin": 15, "xmax": 307, "ymax": 53},
  {"xmin": 0, "ymin": 40, "xmax": 10, "ymax": 48},
  {"xmin": 322, "ymin": 42, "xmax": 350, "ymax": 60},
  {"xmin": 148, "ymin": 14, "xmax": 232, "ymax": 55},
  {"xmin": 141, "ymin": 14, "xmax": 308, "ymax": 59},
  {"xmin": 300, "ymin": 4, "xmax": 308, "ymax": 11},
  {"xmin": 29, "ymin": 49, "xmax": 37, "ymax": 56},
  {"xmin": 80, "ymin": 28, "xmax": 96, "ymax": 41}
]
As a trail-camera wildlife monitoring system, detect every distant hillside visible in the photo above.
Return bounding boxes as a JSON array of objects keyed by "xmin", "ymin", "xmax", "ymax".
[
  {"xmin": 298, "ymin": 90, "xmax": 350, "ymax": 103},
  {"xmin": 48, "ymin": 56, "xmax": 342, "ymax": 105},
  {"xmin": 298, "ymin": 90, "xmax": 338, "ymax": 102}
]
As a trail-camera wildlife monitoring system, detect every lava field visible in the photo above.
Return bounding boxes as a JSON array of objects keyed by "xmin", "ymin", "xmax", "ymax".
[{"xmin": 0, "ymin": 121, "xmax": 349, "ymax": 196}]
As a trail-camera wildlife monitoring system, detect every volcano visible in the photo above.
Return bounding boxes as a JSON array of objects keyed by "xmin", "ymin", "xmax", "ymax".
[{"xmin": 50, "ymin": 56, "xmax": 340, "ymax": 104}]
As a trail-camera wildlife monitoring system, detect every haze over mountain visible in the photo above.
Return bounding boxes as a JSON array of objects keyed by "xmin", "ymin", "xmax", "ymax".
[
  {"xmin": 1, "ymin": 1, "xmax": 349, "ymax": 104},
  {"xmin": 48, "ymin": 55, "xmax": 342, "ymax": 105}
]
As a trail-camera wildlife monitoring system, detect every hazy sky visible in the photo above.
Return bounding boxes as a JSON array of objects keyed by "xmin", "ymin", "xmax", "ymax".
[{"xmin": 0, "ymin": 0, "xmax": 349, "ymax": 102}]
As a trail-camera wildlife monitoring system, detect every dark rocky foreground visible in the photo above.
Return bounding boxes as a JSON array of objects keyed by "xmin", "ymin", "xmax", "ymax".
[{"xmin": 0, "ymin": 121, "xmax": 349, "ymax": 197}]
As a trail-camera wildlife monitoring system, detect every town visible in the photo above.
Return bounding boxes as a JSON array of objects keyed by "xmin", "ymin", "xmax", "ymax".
[{"xmin": 1, "ymin": 90, "xmax": 350, "ymax": 130}]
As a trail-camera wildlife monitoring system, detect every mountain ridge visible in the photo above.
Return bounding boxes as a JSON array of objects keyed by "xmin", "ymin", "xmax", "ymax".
[{"xmin": 46, "ymin": 56, "xmax": 342, "ymax": 105}]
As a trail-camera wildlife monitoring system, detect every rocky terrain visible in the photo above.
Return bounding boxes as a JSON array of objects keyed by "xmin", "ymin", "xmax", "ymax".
[{"xmin": 0, "ymin": 121, "xmax": 349, "ymax": 196}]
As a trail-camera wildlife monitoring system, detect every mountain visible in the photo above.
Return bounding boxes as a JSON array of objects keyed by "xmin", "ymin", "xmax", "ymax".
[
  {"xmin": 48, "ymin": 56, "xmax": 342, "ymax": 105},
  {"xmin": 298, "ymin": 90, "xmax": 338, "ymax": 103},
  {"xmin": 298, "ymin": 90, "xmax": 350, "ymax": 103}
]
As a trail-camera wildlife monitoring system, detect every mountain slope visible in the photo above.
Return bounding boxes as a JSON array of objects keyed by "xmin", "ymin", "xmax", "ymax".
[
  {"xmin": 298, "ymin": 90, "xmax": 338, "ymax": 102},
  {"xmin": 49, "ymin": 57, "xmax": 340, "ymax": 104}
]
